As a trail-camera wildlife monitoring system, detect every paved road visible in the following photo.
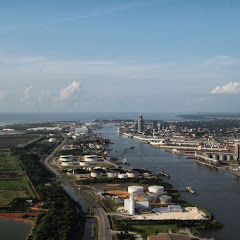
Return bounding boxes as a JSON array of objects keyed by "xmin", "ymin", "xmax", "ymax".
[{"xmin": 43, "ymin": 133, "xmax": 112, "ymax": 240}]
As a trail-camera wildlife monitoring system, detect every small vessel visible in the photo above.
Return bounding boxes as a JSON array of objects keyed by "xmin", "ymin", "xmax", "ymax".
[
  {"xmin": 121, "ymin": 157, "xmax": 130, "ymax": 165},
  {"xmin": 186, "ymin": 187, "xmax": 195, "ymax": 194},
  {"xmin": 128, "ymin": 146, "xmax": 134, "ymax": 149}
]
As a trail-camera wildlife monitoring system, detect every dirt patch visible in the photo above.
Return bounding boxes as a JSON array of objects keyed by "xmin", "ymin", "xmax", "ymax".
[
  {"xmin": 107, "ymin": 190, "xmax": 129, "ymax": 198},
  {"xmin": 0, "ymin": 212, "xmax": 41, "ymax": 224}
]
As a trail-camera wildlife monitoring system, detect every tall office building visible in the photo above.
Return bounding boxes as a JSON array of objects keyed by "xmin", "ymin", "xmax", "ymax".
[
  {"xmin": 138, "ymin": 114, "xmax": 144, "ymax": 133},
  {"xmin": 152, "ymin": 120, "xmax": 157, "ymax": 131},
  {"xmin": 134, "ymin": 121, "xmax": 138, "ymax": 132},
  {"xmin": 234, "ymin": 144, "xmax": 240, "ymax": 161}
]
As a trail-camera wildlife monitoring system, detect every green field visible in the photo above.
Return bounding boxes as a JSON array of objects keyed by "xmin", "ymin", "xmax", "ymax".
[
  {"xmin": 0, "ymin": 151, "xmax": 22, "ymax": 171},
  {"xmin": 0, "ymin": 177, "xmax": 36, "ymax": 205},
  {"xmin": 0, "ymin": 134, "xmax": 41, "ymax": 148},
  {"xmin": 133, "ymin": 224, "xmax": 178, "ymax": 236},
  {"xmin": 0, "ymin": 151, "xmax": 36, "ymax": 206}
]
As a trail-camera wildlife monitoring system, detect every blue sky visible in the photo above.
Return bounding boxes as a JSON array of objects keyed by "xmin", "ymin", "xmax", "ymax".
[{"xmin": 0, "ymin": 0, "xmax": 240, "ymax": 112}]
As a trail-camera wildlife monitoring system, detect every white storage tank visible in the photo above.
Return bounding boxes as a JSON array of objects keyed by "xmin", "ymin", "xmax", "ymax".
[
  {"xmin": 118, "ymin": 174, "xmax": 128, "ymax": 179},
  {"xmin": 49, "ymin": 138, "xmax": 56, "ymax": 142},
  {"xmin": 60, "ymin": 155, "xmax": 73, "ymax": 162},
  {"xmin": 128, "ymin": 186, "xmax": 144, "ymax": 194},
  {"xmin": 219, "ymin": 154, "xmax": 226, "ymax": 161},
  {"xmin": 90, "ymin": 170, "xmax": 101, "ymax": 178},
  {"xmin": 226, "ymin": 155, "xmax": 233, "ymax": 161},
  {"xmin": 107, "ymin": 171, "xmax": 119, "ymax": 178},
  {"xmin": 129, "ymin": 195, "xmax": 135, "ymax": 215},
  {"xmin": 159, "ymin": 195, "xmax": 172, "ymax": 203},
  {"xmin": 84, "ymin": 155, "xmax": 99, "ymax": 162},
  {"xmin": 126, "ymin": 171, "xmax": 139, "ymax": 178},
  {"xmin": 61, "ymin": 161, "xmax": 73, "ymax": 166},
  {"xmin": 148, "ymin": 185, "xmax": 164, "ymax": 194},
  {"xmin": 88, "ymin": 167, "xmax": 93, "ymax": 171},
  {"xmin": 79, "ymin": 161, "xmax": 90, "ymax": 166}
]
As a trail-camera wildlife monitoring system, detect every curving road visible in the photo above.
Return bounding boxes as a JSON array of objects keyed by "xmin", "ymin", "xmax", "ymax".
[{"xmin": 43, "ymin": 133, "xmax": 112, "ymax": 240}]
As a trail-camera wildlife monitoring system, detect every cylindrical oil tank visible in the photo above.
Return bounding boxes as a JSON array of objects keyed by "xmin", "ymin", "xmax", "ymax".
[
  {"xmin": 159, "ymin": 195, "xmax": 172, "ymax": 203},
  {"xmin": 126, "ymin": 171, "xmax": 139, "ymax": 178},
  {"xmin": 107, "ymin": 171, "xmax": 119, "ymax": 178},
  {"xmin": 129, "ymin": 195, "xmax": 135, "ymax": 215},
  {"xmin": 118, "ymin": 174, "xmax": 128, "ymax": 179},
  {"xmin": 49, "ymin": 138, "xmax": 56, "ymax": 142},
  {"xmin": 90, "ymin": 170, "xmax": 101, "ymax": 178},
  {"xmin": 84, "ymin": 155, "xmax": 99, "ymax": 162},
  {"xmin": 226, "ymin": 155, "xmax": 233, "ymax": 161},
  {"xmin": 61, "ymin": 161, "xmax": 73, "ymax": 166},
  {"xmin": 219, "ymin": 154, "xmax": 226, "ymax": 161},
  {"xmin": 148, "ymin": 185, "xmax": 164, "ymax": 194},
  {"xmin": 128, "ymin": 186, "xmax": 144, "ymax": 194},
  {"xmin": 60, "ymin": 155, "xmax": 73, "ymax": 162},
  {"xmin": 79, "ymin": 161, "xmax": 90, "ymax": 166},
  {"xmin": 213, "ymin": 154, "xmax": 219, "ymax": 160}
]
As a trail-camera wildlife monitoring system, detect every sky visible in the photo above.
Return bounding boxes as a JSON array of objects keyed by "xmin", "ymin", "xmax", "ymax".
[{"xmin": 0, "ymin": 0, "xmax": 240, "ymax": 113}]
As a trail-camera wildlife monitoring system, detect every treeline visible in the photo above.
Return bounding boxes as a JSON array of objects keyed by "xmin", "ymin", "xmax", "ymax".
[
  {"xmin": 113, "ymin": 231, "xmax": 135, "ymax": 240},
  {"xmin": 12, "ymin": 138, "xmax": 84, "ymax": 240}
]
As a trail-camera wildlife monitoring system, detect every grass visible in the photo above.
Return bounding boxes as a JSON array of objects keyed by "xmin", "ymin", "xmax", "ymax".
[
  {"xmin": 0, "ymin": 153, "xmax": 22, "ymax": 171},
  {"xmin": 94, "ymin": 162, "xmax": 116, "ymax": 168},
  {"xmin": 58, "ymin": 170, "xmax": 77, "ymax": 181},
  {"xmin": 0, "ymin": 134, "xmax": 41, "ymax": 149},
  {"xmin": 0, "ymin": 190, "xmax": 30, "ymax": 205},
  {"xmin": 0, "ymin": 176, "xmax": 35, "ymax": 205},
  {"xmin": 131, "ymin": 224, "xmax": 178, "ymax": 239}
]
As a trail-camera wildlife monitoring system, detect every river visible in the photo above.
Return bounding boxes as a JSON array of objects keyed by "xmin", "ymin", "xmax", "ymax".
[{"xmin": 95, "ymin": 124, "xmax": 240, "ymax": 240}]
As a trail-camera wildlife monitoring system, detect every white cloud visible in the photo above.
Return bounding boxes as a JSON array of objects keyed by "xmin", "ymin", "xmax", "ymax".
[
  {"xmin": 210, "ymin": 82, "xmax": 240, "ymax": 94},
  {"xmin": 21, "ymin": 86, "xmax": 32, "ymax": 104},
  {"xmin": 59, "ymin": 81, "xmax": 80, "ymax": 100},
  {"xmin": 1, "ymin": 56, "xmax": 46, "ymax": 64}
]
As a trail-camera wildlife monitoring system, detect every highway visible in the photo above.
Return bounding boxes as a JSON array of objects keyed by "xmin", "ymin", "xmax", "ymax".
[{"xmin": 43, "ymin": 133, "xmax": 112, "ymax": 240}]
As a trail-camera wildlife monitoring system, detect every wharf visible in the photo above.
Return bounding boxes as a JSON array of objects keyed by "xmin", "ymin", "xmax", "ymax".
[
  {"xmin": 170, "ymin": 188, "xmax": 196, "ymax": 194},
  {"xmin": 195, "ymin": 157, "xmax": 240, "ymax": 177}
]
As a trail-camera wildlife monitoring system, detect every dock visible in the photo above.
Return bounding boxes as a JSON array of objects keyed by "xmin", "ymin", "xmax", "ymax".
[{"xmin": 170, "ymin": 188, "xmax": 196, "ymax": 194}]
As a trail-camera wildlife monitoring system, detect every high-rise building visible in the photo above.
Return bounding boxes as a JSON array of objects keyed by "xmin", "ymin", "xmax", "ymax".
[
  {"xmin": 134, "ymin": 121, "xmax": 138, "ymax": 132},
  {"xmin": 138, "ymin": 114, "xmax": 144, "ymax": 133},
  {"xmin": 234, "ymin": 144, "xmax": 240, "ymax": 161},
  {"xmin": 152, "ymin": 120, "xmax": 157, "ymax": 131}
]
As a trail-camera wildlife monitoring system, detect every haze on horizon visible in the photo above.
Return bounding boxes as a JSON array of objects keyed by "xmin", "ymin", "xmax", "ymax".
[{"xmin": 0, "ymin": 0, "xmax": 240, "ymax": 113}]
